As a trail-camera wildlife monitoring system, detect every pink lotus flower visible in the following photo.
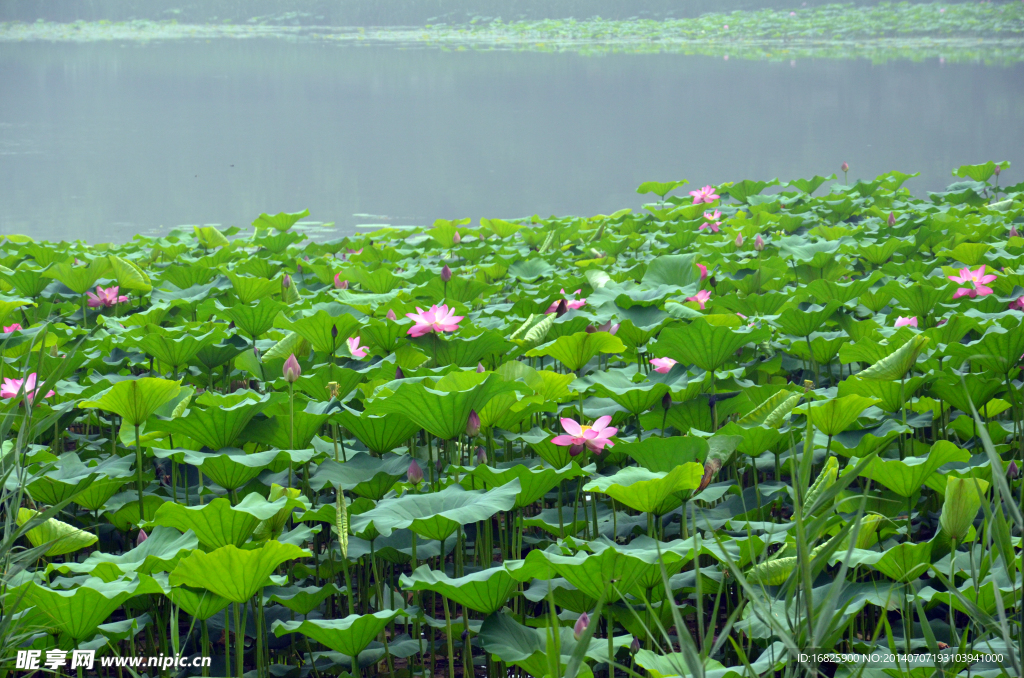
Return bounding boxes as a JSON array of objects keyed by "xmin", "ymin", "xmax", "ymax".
[
  {"xmin": 949, "ymin": 265, "xmax": 996, "ymax": 299},
  {"xmin": 700, "ymin": 211, "xmax": 722, "ymax": 233},
  {"xmin": 690, "ymin": 186, "xmax": 720, "ymax": 205},
  {"xmin": 696, "ymin": 263, "xmax": 708, "ymax": 280},
  {"xmin": 1, "ymin": 373, "xmax": 55, "ymax": 405},
  {"xmin": 406, "ymin": 304, "xmax": 464, "ymax": 337},
  {"xmin": 347, "ymin": 336, "xmax": 368, "ymax": 358},
  {"xmin": 650, "ymin": 357, "xmax": 678, "ymax": 374},
  {"xmin": 386, "ymin": 309, "xmax": 397, "ymax": 320},
  {"xmin": 894, "ymin": 316, "xmax": 918, "ymax": 328},
  {"xmin": 334, "ymin": 273, "xmax": 348, "ymax": 290},
  {"xmin": 87, "ymin": 285, "xmax": 128, "ymax": 308},
  {"xmin": 3, "ymin": 323, "xmax": 22, "ymax": 333},
  {"xmin": 552, "ymin": 416, "xmax": 617, "ymax": 454},
  {"xmin": 283, "ymin": 354, "xmax": 301, "ymax": 383},
  {"xmin": 596, "ymin": 321, "xmax": 619, "ymax": 335},
  {"xmin": 545, "ymin": 289, "xmax": 587, "ymax": 314},
  {"xmin": 686, "ymin": 290, "xmax": 712, "ymax": 310},
  {"xmin": 1009, "ymin": 297, "xmax": 1024, "ymax": 311}
]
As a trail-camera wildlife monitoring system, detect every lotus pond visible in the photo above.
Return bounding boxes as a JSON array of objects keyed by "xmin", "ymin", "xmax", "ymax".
[{"xmin": 1, "ymin": 161, "xmax": 1024, "ymax": 678}]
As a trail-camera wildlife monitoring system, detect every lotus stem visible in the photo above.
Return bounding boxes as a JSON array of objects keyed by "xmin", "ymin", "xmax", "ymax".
[
  {"xmin": 133, "ymin": 423, "xmax": 145, "ymax": 523},
  {"xmin": 442, "ymin": 594, "xmax": 456, "ymax": 678}
]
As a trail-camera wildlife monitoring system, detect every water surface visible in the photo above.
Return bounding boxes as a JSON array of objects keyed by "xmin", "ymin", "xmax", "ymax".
[{"xmin": 1, "ymin": 40, "xmax": 1021, "ymax": 242}]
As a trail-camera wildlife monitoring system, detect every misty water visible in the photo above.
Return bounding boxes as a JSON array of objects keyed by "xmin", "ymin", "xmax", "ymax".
[{"xmin": 2, "ymin": 36, "xmax": 1022, "ymax": 242}]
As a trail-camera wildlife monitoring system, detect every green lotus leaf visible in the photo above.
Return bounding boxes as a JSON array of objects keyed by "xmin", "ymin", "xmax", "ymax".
[
  {"xmin": 651, "ymin": 320, "xmax": 769, "ymax": 373},
  {"xmin": 243, "ymin": 401, "xmax": 329, "ymax": 449},
  {"xmin": 953, "ymin": 160, "xmax": 1009, "ymax": 183},
  {"xmin": 456, "ymin": 460, "xmax": 592, "ymax": 509},
  {"xmin": 869, "ymin": 540, "xmax": 934, "ymax": 582},
  {"xmin": 856, "ymin": 334, "xmax": 930, "ymax": 381},
  {"xmin": 400, "ymin": 564, "xmax": 518, "ymax": 615},
  {"xmin": 193, "ymin": 333, "xmax": 249, "ymax": 371},
  {"xmin": 310, "ymin": 453, "xmax": 411, "ymax": 499},
  {"xmin": 17, "ymin": 508, "xmax": 98, "ymax": 557},
  {"xmin": 838, "ymin": 375, "xmax": 926, "ymax": 413},
  {"xmin": 153, "ymin": 494, "xmax": 291, "ymax": 549},
  {"xmin": 849, "ymin": 440, "xmax": 970, "ymax": 497},
  {"xmin": 12, "ymin": 574, "xmax": 163, "ymax": 640},
  {"xmin": 928, "ymin": 373, "xmax": 1003, "ymax": 415},
  {"xmin": 107, "ymin": 254, "xmax": 152, "ymax": 293},
  {"xmin": 253, "ymin": 209, "xmax": 309, "ymax": 232},
  {"xmin": 170, "ymin": 541, "xmax": 310, "ymax": 603},
  {"xmin": 478, "ymin": 609, "xmax": 628, "ymax": 678},
  {"xmin": 584, "ymin": 464, "xmax": 703, "ymax": 516},
  {"xmin": 156, "ymin": 390, "xmax": 274, "ymax": 451},
  {"xmin": 276, "ymin": 309, "xmax": 362, "ymax": 355},
  {"xmin": 946, "ymin": 323, "xmax": 1024, "ymax": 376},
  {"xmin": 508, "ymin": 258, "xmax": 554, "ymax": 282},
  {"xmin": 215, "ymin": 298, "xmax": 286, "ymax": 339},
  {"xmin": 56, "ymin": 526, "xmax": 198, "ymax": 580},
  {"xmin": 795, "ymin": 394, "xmax": 879, "ymax": 437},
  {"xmin": 81, "ymin": 378, "xmax": 182, "ymax": 428},
  {"xmin": 714, "ymin": 422, "xmax": 784, "ymax": 458},
  {"xmin": 263, "ymin": 582, "xmax": 343, "ymax": 615},
  {"xmin": 43, "ymin": 257, "xmax": 112, "ymax": 295},
  {"xmin": 103, "ymin": 492, "xmax": 166, "ymax": 531},
  {"xmin": 525, "ymin": 331, "xmax": 625, "ymax": 373},
  {"xmin": 774, "ymin": 301, "xmax": 841, "ymax": 338},
  {"xmin": 351, "ymin": 480, "xmax": 520, "ymax": 542},
  {"xmin": 641, "ymin": 253, "xmax": 701, "ymax": 288},
  {"xmin": 135, "ymin": 327, "xmax": 217, "ymax": 370},
  {"xmin": 615, "ymin": 436, "xmax": 707, "ymax": 472},
  {"xmin": 168, "ymin": 587, "xmax": 232, "ymax": 621},
  {"xmin": 412, "ymin": 331, "xmax": 513, "ymax": 367},
  {"xmin": 272, "ymin": 610, "xmax": 406, "ymax": 657},
  {"xmin": 166, "ymin": 448, "xmax": 280, "ymax": 491},
  {"xmin": 634, "ymin": 649, "xmax": 727, "ymax": 678},
  {"xmin": 573, "ymin": 369, "xmax": 670, "ymax": 416},
  {"xmin": 882, "ymin": 281, "xmax": 951, "ymax": 322},
  {"xmin": 637, "ymin": 180, "xmax": 688, "ymax": 199},
  {"xmin": 366, "ymin": 371, "xmax": 528, "ymax": 440},
  {"xmin": 787, "ymin": 174, "xmax": 835, "ymax": 194},
  {"xmin": 25, "ymin": 452, "xmax": 131, "ymax": 506}
]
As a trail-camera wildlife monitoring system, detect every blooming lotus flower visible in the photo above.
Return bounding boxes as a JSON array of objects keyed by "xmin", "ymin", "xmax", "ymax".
[
  {"xmin": 1, "ymin": 373, "xmax": 55, "ymax": 404},
  {"xmin": 3, "ymin": 323, "xmax": 22, "ymax": 333},
  {"xmin": 334, "ymin": 273, "xmax": 348, "ymax": 290},
  {"xmin": 699, "ymin": 210, "xmax": 721, "ymax": 233},
  {"xmin": 894, "ymin": 316, "xmax": 918, "ymax": 328},
  {"xmin": 552, "ymin": 416, "xmax": 617, "ymax": 454},
  {"xmin": 386, "ymin": 309, "xmax": 397, "ymax": 320},
  {"xmin": 574, "ymin": 612, "xmax": 591, "ymax": 640},
  {"xmin": 650, "ymin": 357, "xmax": 678, "ymax": 374},
  {"xmin": 283, "ymin": 354, "xmax": 301, "ymax": 383},
  {"xmin": 696, "ymin": 263, "xmax": 708, "ymax": 280},
  {"xmin": 949, "ymin": 265, "xmax": 996, "ymax": 299},
  {"xmin": 405, "ymin": 304, "xmax": 464, "ymax": 337},
  {"xmin": 690, "ymin": 186, "xmax": 719, "ymax": 205},
  {"xmin": 347, "ymin": 336, "xmax": 368, "ymax": 359},
  {"xmin": 686, "ymin": 290, "xmax": 711, "ymax": 310},
  {"xmin": 1009, "ymin": 297, "xmax": 1024, "ymax": 311},
  {"xmin": 545, "ymin": 289, "xmax": 587, "ymax": 314},
  {"xmin": 87, "ymin": 285, "xmax": 128, "ymax": 308}
]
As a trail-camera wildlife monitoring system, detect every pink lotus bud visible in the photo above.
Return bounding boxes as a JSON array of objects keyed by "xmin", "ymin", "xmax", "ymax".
[
  {"xmin": 282, "ymin": 274, "xmax": 291, "ymax": 289},
  {"xmin": 888, "ymin": 212, "xmax": 896, "ymax": 226},
  {"xmin": 994, "ymin": 166, "xmax": 1001, "ymax": 176},
  {"xmin": 569, "ymin": 443, "xmax": 585, "ymax": 457},
  {"xmin": 754, "ymin": 234, "xmax": 765, "ymax": 251},
  {"xmin": 1009, "ymin": 460, "xmax": 1019, "ymax": 479},
  {"xmin": 3, "ymin": 323, "xmax": 22, "ymax": 333},
  {"xmin": 574, "ymin": 612, "xmax": 590, "ymax": 640},
  {"xmin": 331, "ymin": 324, "xmax": 339, "ymax": 340},
  {"xmin": 631, "ymin": 637, "xmax": 641, "ymax": 653},
  {"xmin": 1010, "ymin": 225, "xmax": 1019, "ymax": 238},
  {"xmin": 407, "ymin": 460, "xmax": 424, "ymax": 484},
  {"xmin": 387, "ymin": 309, "xmax": 397, "ymax": 320},
  {"xmin": 466, "ymin": 410, "xmax": 481, "ymax": 438},
  {"xmin": 453, "ymin": 232, "xmax": 461, "ymax": 244},
  {"xmin": 395, "ymin": 366, "xmax": 404, "ymax": 379},
  {"xmin": 734, "ymin": 232, "xmax": 744, "ymax": 247},
  {"xmin": 334, "ymin": 273, "xmax": 348, "ymax": 290},
  {"xmin": 136, "ymin": 529, "xmax": 148, "ymax": 546},
  {"xmin": 476, "ymin": 362, "xmax": 486, "ymax": 373},
  {"xmin": 586, "ymin": 325, "xmax": 596, "ymax": 333},
  {"xmin": 282, "ymin": 354, "xmax": 301, "ymax": 383},
  {"xmin": 841, "ymin": 161, "xmax": 849, "ymax": 173},
  {"xmin": 476, "ymin": 447, "xmax": 487, "ymax": 465},
  {"xmin": 441, "ymin": 264, "xmax": 452, "ymax": 283}
]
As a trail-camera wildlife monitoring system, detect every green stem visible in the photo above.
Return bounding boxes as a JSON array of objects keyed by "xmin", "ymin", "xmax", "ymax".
[{"xmin": 134, "ymin": 423, "xmax": 145, "ymax": 524}]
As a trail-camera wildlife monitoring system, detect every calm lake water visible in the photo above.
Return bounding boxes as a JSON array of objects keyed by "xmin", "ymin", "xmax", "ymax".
[{"xmin": 1, "ymin": 40, "xmax": 1022, "ymax": 243}]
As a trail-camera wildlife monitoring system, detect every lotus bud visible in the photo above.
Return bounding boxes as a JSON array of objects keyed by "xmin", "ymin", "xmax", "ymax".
[
  {"xmin": 662, "ymin": 392, "xmax": 672, "ymax": 411},
  {"xmin": 282, "ymin": 274, "xmax": 291, "ymax": 289},
  {"xmin": 395, "ymin": 366, "xmax": 404, "ymax": 380},
  {"xmin": 586, "ymin": 325, "xmax": 596, "ymax": 333},
  {"xmin": 408, "ymin": 460, "xmax": 424, "ymax": 485},
  {"xmin": 297, "ymin": 263, "xmax": 303, "ymax": 274},
  {"xmin": 334, "ymin": 273, "xmax": 348, "ymax": 289},
  {"xmin": 387, "ymin": 308, "xmax": 397, "ymax": 320},
  {"xmin": 1010, "ymin": 225, "xmax": 1019, "ymax": 238},
  {"xmin": 476, "ymin": 362, "xmax": 486, "ymax": 373},
  {"xmin": 887, "ymin": 212, "xmax": 896, "ymax": 226},
  {"xmin": 573, "ymin": 612, "xmax": 590, "ymax": 640},
  {"xmin": 734, "ymin": 232, "xmax": 744, "ymax": 247},
  {"xmin": 994, "ymin": 165, "xmax": 1001, "ymax": 177},
  {"xmin": 253, "ymin": 346, "xmax": 261, "ymax": 360},
  {"xmin": 709, "ymin": 276, "xmax": 717, "ymax": 288},
  {"xmin": 754, "ymin": 234, "xmax": 765, "ymax": 251},
  {"xmin": 436, "ymin": 459, "xmax": 444, "ymax": 473},
  {"xmin": 841, "ymin": 161, "xmax": 849, "ymax": 172},
  {"xmin": 441, "ymin": 264, "xmax": 452, "ymax": 282},
  {"xmin": 50, "ymin": 344, "xmax": 59, "ymax": 357},
  {"xmin": 331, "ymin": 324, "xmax": 338, "ymax": 340},
  {"xmin": 228, "ymin": 321, "xmax": 235, "ymax": 330},
  {"xmin": 556, "ymin": 299, "xmax": 568, "ymax": 317},
  {"xmin": 1009, "ymin": 460, "xmax": 1019, "ymax": 479},
  {"xmin": 466, "ymin": 410, "xmax": 481, "ymax": 437},
  {"xmin": 283, "ymin": 353, "xmax": 301, "ymax": 383},
  {"xmin": 631, "ymin": 637, "xmax": 641, "ymax": 653},
  {"xmin": 461, "ymin": 629, "xmax": 468, "ymax": 641},
  {"xmin": 569, "ymin": 443, "xmax": 585, "ymax": 457},
  {"xmin": 453, "ymin": 232, "xmax": 462, "ymax": 244},
  {"xmin": 136, "ymin": 529, "xmax": 148, "ymax": 546},
  {"xmin": 476, "ymin": 447, "xmax": 487, "ymax": 465}
]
